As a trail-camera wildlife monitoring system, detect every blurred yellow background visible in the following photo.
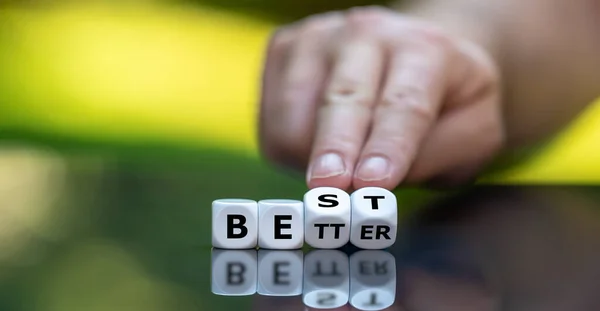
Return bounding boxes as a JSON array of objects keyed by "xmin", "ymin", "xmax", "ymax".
[
  {"xmin": 0, "ymin": 0, "xmax": 599, "ymax": 182},
  {"xmin": 0, "ymin": 2, "xmax": 599, "ymax": 310}
]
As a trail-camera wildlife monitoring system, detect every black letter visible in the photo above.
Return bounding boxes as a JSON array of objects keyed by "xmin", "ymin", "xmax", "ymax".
[
  {"xmin": 374, "ymin": 261, "xmax": 388, "ymax": 275},
  {"xmin": 364, "ymin": 196, "xmax": 385, "ymax": 210},
  {"xmin": 364, "ymin": 293, "xmax": 381, "ymax": 306},
  {"xmin": 361, "ymin": 225, "xmax": 374, "ymax": 239},
  {"xmin": 318, "ymin": 194, "xmax": 339, "ymax": 207},
  {"xmin": 227, "ymin": 215, "xmax": 248, "ymax": 239},
  {"xmin": 274, "ymin": 215, "xmax": 292, "ymax": 239},
  {"xmin": 274, "ymin": 261, "xmax": 290, "ymax": 285},
  {"xmin": 314, "ymin": 262, "xmax": 341, "ymax": 276},
  {"xmin": 375, "ymin": 225, "xmax": 391, "ymax": 240},
  {"xmin": 314, "ymin": 224, "xmax": 329, "ymax": 239},
  {"xmin": 227, "ymin": 262, "xmax": 246, "ymax": 285},
  {"xmin": 359, "ymin": 261, "xmax": 371, "ymax": 275},
  {"xmin": 317, "ymin": 293, "xmax": 337, "ymax": 306},
  {"xmin": 330, "ymin": 223, "xmax": 345, "ymax": 239}
]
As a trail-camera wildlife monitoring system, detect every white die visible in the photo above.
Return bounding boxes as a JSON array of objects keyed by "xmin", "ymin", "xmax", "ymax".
[
  {"xmin": 258, "ymin": 200, "xmax": 304, "ymax": 249},
  {"xmin": 257, "ymin": 250, "xmax": 303, "ymax": 296},
  {"xmin": 304, "ymin": 187, "xmax": 351, "ymax": 249},
  {"xmin": 349, "ymin": 250, "xmax": 396, "ymax": 310},
  {"xmin": 211, "ymin": 249, "xmax": 258, "ymax": 296},
  {"xmin": 350, "ymin": 188, "xmax": 398, "ymax": 249},
  {"xmin": 212, "ymin": 199, "xmax": 258, "ymax": 249},
  {"xmin": 303, "ymin": 250, "xmax": 350, "ymax": 309}
]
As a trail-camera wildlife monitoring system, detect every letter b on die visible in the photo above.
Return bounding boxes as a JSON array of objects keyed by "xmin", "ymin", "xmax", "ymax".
[{"xmin": 212, "ymin": 199, "xmax": 258, "ymax": 249}]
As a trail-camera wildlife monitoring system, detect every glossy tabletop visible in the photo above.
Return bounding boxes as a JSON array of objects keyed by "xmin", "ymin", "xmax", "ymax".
[{"xmin": 0, "ymin": 144, "xmax": 599, "ymax": 311}]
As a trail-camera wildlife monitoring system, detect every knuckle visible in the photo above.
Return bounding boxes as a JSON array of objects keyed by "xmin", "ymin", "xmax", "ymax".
[
  {"xmin": 345, "ymin": 6, "xmax": 389, "ymax": 32},
  {"xmin": 458, "ymin": 40, "xmax": 500, "ymax": 85},
  {"xmin": 414, "ymin": 25, "xmax": 453, "ymax": 48},
  {"xmin": 381, "ymin": 89, "xmax": 435, "ymax": 122},
  {"xmin": 269, "ymin": 27, "xmax": 294, "ymax": 52},
  {"xmin": 326, "ymin": 85, "xmax": 374, "ymax": 107},
  {"xmin": 299, "ymin": 13, "xmax": 343, "ymax": 38}
]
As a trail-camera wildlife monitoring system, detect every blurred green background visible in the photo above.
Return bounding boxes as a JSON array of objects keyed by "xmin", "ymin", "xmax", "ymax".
[{"xmin": 0, "ymin": 0, "xmax": 598, "ymax": 310}]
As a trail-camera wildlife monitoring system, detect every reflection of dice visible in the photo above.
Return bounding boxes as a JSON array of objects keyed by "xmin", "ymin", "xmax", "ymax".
[
  {"xmin": 257, "ymin": 250, "xmax": 303, "ymax": 296},
  {"xmin": 302, "ymin": 250, "xmax": 350, "ymax": 309},
  {"xmin": 304, "ymin": 187, "xmax": 352, "ymax": 249},
  {"xmin": 258, "ymin": 200, "xmax": 304, "ymax": 249},
  {"xmin": 349, "ymin": 250, "xmax": 396, "ymax": 311},
  {"xmin": 350, "ymin": 188, "xmax": 398, "ymax": 249},
  {"xmin": 211, "ymin": 249, "xmax": 258, "ymax": 296},
  {"xmin": 212, "ymin": 199, "xmax": 258, "ymax": 249}
]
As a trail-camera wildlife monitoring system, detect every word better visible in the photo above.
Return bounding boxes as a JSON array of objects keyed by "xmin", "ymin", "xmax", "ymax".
[{"xmin": 212, "ymin": 187, "xmax": 397, "ymax": 250}]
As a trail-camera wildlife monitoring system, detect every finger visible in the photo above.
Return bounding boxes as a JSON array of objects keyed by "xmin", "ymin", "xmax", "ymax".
[
  {"xmin": 353, "ymin": 45, "xmax": 448, "ymax": 190},
  {"xmin": 405, "ymin": 92, "xmax": 504, "ymax": 185},
  {"xmin": 306, "ymin": 37, "xmax": 385, "ymax": 190},
  {"xmin": 260, "ymin": 15, "xmax": 344, "ymax": 171},
  {"xmin": 259, "ymin": 27, "xmax": 296, "ymax": 162}
]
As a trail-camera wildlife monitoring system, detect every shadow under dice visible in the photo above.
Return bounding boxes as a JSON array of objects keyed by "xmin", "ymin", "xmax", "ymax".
[
  {"xmin": 350, "ymin": 188, "xmax": 398, "ymax": 249},
  {"xmin": 211, "ymin": 249, "xmax": 258, "ymax": 296},
  {"xmin": 349, "ymin": 250, "xmax": 396, "ymax": 311},
  {"xmin": 302, "ymin": 250, "xmax": 350, "ymax": 309},
  {"xmin": 304, "ymin": 187, "xmax": 351, "ymax": 249}
]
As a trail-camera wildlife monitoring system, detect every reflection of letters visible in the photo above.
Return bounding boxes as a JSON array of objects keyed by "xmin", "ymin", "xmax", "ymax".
[
  {"xmin": 364, "ymin": 293, "xmax": 381, "ymax": 307},
  {"xmin": 273, "ymin": 261, "xmax": 290, "ymax": 285},
  {"xmin": 350, "ymin": 251, "xmax": 396, "ymax": 311},
  {"xmin": 211, "ymin": 249, "xmax": 257, "ymax": 296},
  {"xmin": 314, "ymin": 262, "xmax": 341, "ymax": 277},
  {"xmin": 213, "ymin": 249, "xmax": 396, "ymax": 309},
  {"xmin": 317, "ymin": 292, "xmax": 337, "ymax": 306},
  {"xmin": 227, "ymin": 262, "xmax": 246, "ymax": 285},
  {"xmin": 257, "ymin": 250, "xmax": 303, "ymax": 296},
  {"xmin": 359, "ymin": 261, "xmax": 388, "ymax": 275}
]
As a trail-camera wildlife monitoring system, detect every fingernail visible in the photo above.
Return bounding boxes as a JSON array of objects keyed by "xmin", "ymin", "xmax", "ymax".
[
  {"xmin": 307, "ymin": 153, "xmax": 346, "ymax": 180},
  {"xmin": 356, "ymin": 156, "xmax": 390, "ymax": 181}
]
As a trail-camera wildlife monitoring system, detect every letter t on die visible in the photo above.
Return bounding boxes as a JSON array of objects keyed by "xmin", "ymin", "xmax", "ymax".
[{"xmin": 304, "ymin": 187, "xmax": 351, "ymax": 249}]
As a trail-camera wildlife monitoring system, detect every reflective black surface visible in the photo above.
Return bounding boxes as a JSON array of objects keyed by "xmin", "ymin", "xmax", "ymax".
[
  {"xmin": 0, "ymin": 145, "xmax": 600, "ymax": 311},
  {"xmin": 217, "ymin": 187, "xmax": 600, "ymax": 311}
]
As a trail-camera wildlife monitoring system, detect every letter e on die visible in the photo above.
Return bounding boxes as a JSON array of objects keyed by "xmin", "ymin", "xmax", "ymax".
[{"xmin": 350, "ymin": 188, "xmax": 397, "ymax": 249}]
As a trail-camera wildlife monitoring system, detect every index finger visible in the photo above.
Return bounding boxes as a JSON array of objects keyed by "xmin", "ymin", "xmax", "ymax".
[{"xmin": 306, "ymin": 38, "xmax": 385, "ymax": 190}]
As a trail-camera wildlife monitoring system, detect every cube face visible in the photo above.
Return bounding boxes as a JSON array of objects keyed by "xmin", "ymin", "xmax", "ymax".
[
  {"xmin": 303, "ymin": 250, "xmax": 350, "ymax": 309},
  {"xmin": 349, "ymin": 250, "xmax": 396, "ymax": 310},
  {"xmin": 304, "ymin": 187, "xmax": 351, "ymax": 249},
  {"xmin": 211, "ymin": 249, "xmax": 258, "ymax": 296},
  {"xmin": 212, "ymin": 199, "xmax": 258, "ymax": 249},
  {"xmin": 350, "ymin": 188, "xmax": 398, "ymax": 249},
  {"xmin": 258, "ymin": 199, "xmax": 304, "ymax": 249},
  {"xmin": 257, "ymin": 250, "xmax": 303, "ymax": 296}
]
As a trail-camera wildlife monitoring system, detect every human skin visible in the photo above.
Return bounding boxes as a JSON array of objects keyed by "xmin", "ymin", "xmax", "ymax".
[{"xmin": 258, "ymin": 0, "xmax": 600, "ymax": 190}]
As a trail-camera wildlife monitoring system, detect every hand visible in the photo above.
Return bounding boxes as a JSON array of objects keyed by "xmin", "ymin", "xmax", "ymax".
[{"xmin": 259, "ymin": 6, "xmax": 505, "ymax": 190}]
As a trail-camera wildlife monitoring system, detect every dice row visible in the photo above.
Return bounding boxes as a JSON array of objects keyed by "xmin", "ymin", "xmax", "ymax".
[
  {"xmin": 212, "ymin": 187, "xmax": 397, "ymax": 250},
  {"xmin": 212, "ymin": 249, "xmax": 396, "ymax": 310}
]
